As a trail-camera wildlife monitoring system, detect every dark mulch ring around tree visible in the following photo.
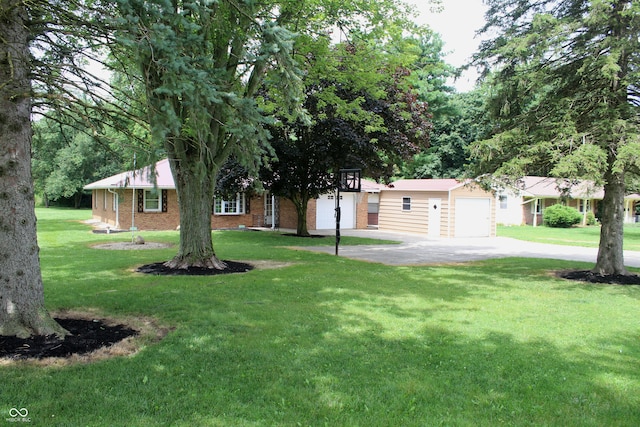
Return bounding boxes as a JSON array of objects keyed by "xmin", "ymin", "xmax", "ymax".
[
  {"xmin": 136, "ymin": 260, "xmax": 254, "ymax": 275},
  {"xmin": 557, "ymin": 270, "xmax": 640, "ymax": 285},
  {"xmin": 282, "ymin": 233, "xmax": 328, "ymax": 238},
  {"xmin": 0, "ymin": 318, "xmax": 138, "ymax": 361}
]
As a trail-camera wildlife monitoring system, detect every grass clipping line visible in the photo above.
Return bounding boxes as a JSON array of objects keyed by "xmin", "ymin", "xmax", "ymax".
[{"xmin": 0, "ymin": 309, "xmax": 171, "ymax": 367}]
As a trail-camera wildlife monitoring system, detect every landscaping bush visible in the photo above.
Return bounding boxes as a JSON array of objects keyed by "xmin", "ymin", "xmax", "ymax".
[
  {"xmin": 585, "ymin": 211, "xmax": 597, "ymax": 226},
  {"xmin": 543, "ymin": 204, "xmax": 583, "ymax": 228}
]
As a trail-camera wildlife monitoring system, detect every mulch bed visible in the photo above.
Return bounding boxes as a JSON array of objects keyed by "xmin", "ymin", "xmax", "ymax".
[
  {"xmin": 557, "ymin": 270, "xmax": 640, "ymax": 285},
  {"xmin": 0, "ymin": 318, "xmax": 138, "ymax": 360},
  {"xmin": 136, "ymin": 260, "xmax": 254, "ymax": 275},
  {"xmin": 1, "ymin": 262, "xmax": 255, "ymax": 361}
]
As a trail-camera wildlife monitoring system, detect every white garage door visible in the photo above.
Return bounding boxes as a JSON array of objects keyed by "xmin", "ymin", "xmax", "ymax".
[
  {"xmin": 316, "ymin": 193, "xmax": 356, "ymax": 229},
  {"xmin": 455, "ymin": 198, "xmax": 491, "ymax": 237}
]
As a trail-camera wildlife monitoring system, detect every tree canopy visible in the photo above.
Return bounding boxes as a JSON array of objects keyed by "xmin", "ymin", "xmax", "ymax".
[
  {"xmin": 262, "ymin": 67, "xmax": 431, "ymax": 235},
  {"xmin": 107, "ymin": 0, "xmax": 431, "ymax": 268}
]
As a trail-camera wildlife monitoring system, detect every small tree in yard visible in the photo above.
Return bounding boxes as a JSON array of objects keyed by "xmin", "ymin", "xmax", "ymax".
[{"xmin": 263, "ymin": 66, "xmax": 431, "ymax": 237}]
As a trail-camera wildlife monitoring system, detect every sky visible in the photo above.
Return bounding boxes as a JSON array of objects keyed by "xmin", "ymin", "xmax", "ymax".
[{"xmin": 405, "ymin": 0, "xmax": 488, "ymax": 92}]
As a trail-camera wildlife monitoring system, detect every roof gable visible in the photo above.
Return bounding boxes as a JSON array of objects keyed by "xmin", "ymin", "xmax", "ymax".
[
  {"xmin": 520, "ymin": 176, "xmax": 603, "ymax": 199},
  {"xmin": 84, "ymin": 159, "xmax": 175, "ymax": 190}
]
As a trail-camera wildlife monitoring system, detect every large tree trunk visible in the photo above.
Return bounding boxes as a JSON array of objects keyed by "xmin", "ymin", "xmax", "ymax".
[
  {"xmin": 163, "ymin": 154, "xmax": 227, "ymax": 270},
  {"xmin": 593, "ymin": 166, "xmax": 629, "ymax": 276},
  {"xmin": 0, "ymin": 1, "xmax": 67, "ymax": 338}
]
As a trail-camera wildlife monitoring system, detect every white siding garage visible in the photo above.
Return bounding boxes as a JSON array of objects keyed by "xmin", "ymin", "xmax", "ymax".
[
  {"xmin": 455, "ymin": 198, "xmax": 492, "ymax": 237},
  {"xmin": 316, "ymin": 193, "xmax": 356, "ymax": 229},
  {"xmin": 377, "ymin": 179, "xmax": 496, "ymax": 238}
]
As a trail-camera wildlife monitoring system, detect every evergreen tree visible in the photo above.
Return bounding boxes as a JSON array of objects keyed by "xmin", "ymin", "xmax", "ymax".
[{"xmin": 472, "ymin": 0, "xmax": 640, "ymax": 276}]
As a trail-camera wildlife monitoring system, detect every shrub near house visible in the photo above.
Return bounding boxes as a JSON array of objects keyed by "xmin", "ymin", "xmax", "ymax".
[{"xmin": 543, "ymin": 204, "xmax": 582, "ymax": 228}]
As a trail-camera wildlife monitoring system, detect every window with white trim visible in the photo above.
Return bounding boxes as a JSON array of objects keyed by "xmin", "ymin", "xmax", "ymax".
[
  {"xmin": 144, "ymin": 189, "xmax": 161, "ymax": 212},
  {"xmin": 214, "ymin": 193, "xmax": 246, "ymax": 215},
  {"xmin": 103, "ymin": 190, "xmax": 107, "ymax": 210},
  {"xmin": 402, "ymin": 197, "xmax": 411, "ymax": 211}
]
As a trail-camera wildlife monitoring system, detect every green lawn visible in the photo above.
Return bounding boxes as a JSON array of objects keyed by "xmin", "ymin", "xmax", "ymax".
[
  {"xmin": 498, "ymin": 223, "xmax": 640, "ymax": 251},
  {"xmin": 2, "ymin": 208, "xmax": 639, "ymax": 426}
]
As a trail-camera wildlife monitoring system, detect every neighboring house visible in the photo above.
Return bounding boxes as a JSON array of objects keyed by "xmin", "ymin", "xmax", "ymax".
[
  {"xmin": 377, "ymin": 179, "xmax": 497, "ymax": 238},
  {"xmin": 83, "ymin": 159, "xmax": 379, "ymax": 231},
  {"xmin": 495, "ymin": 176, "xmax": 640, "ymax": 226}
]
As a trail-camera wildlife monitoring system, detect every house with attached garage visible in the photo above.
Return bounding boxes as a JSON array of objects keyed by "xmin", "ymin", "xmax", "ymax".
[
  {"xmin": 83, "ymin": 159, "xmax": 382, "ymax": 232},
  {"xmin": 494, "ymin": 176, "xmax": 640, "ymax": 226},
  {"xmin": 377, "ymin": 179, "xmax": 497, "ymax": 238}
]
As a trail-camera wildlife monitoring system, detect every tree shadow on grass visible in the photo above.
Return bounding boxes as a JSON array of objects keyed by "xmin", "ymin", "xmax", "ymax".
[{"xmin": 4, "ymin": 260, "xmax": 639, "ymax": 425}]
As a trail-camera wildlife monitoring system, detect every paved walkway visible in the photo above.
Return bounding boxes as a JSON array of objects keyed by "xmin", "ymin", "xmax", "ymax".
[{"xmin": 301, "ymin": 229, "xmax": 640, "ymax": 268}]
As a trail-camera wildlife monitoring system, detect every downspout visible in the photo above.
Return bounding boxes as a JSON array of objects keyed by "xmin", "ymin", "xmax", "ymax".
[
  {"xmin": 107, "ymin": 188, "xmax": 120, "ymax": 230},
  {"xmin": 131, "ymin": 153, "xmax": 137, "ymax": 243},
  {"xmin": 447, "ymin": 191, "xmax": 452, "ymax": 238},
  {"xmin": 131, "ymin": 186, "xmax": 136, "ymax": 243}
]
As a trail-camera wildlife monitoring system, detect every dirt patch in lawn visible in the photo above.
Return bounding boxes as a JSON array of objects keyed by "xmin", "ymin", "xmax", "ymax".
[
  {"xmin": 557, "ymin": 270, "xmax": 640, "ymax": 285},
  {"xmin": 0, "ymin": 310, "xmax": 170, "ymax": 367},
  {"xmin": 93, "ymin": 241, "xmax": 173, "ymax": 250}
]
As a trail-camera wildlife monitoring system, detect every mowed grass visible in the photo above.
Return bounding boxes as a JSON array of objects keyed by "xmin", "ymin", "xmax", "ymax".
[
  {"xmin": 498, "ymin": 223, "xmax": 640, "ymax": 251},
  {"xmin": 1, "ymin": 208, "xmax": 639, "ymax": 426}
]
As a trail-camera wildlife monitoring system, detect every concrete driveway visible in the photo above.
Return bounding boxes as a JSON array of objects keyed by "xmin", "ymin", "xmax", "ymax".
[{"xmin": 301, "ymin": 229, "xmax": 640, "ymax": 268}]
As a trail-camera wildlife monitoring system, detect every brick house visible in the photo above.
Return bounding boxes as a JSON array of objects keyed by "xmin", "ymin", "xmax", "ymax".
[
  {"xmin": 495, "ymin": 176, "xmax": 640, "ymax": 226},
  {"xmin": 83, "ymin": 159, "xmax": 379, "ymax": 231}
]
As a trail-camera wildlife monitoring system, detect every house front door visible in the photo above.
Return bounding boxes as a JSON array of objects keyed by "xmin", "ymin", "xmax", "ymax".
[
  {"xmin": 263, "ymin": 194, "xmax": 278, "ymax": 227},
  {"xmin": 428, "ymin": 198, "xmax": 442, "ymax": 237}
]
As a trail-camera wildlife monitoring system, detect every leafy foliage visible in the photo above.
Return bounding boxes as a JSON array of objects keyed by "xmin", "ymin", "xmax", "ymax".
[
  {"xmin": 32, "ymin": 115, "xmax": 126, "ymax": 207},
  {"xmin": 109, "ymin": 0, "xmax": 429, "ymax": 265},
  {"xmin": 405, "ymin": 89, "xmax": 492, "ymax": 178},
  {"xmin": 260, "ymin": 41, "xmax": 432, "ymax": 236}
]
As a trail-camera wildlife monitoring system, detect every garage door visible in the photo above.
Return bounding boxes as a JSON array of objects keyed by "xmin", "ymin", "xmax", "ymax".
[
  {"xmin": 316, "ymin": 193, "xmax": 355, "ymax": 229},
  {"xmin": 455, "ymin": 198, "xmax": 491, "ymax": 237}
]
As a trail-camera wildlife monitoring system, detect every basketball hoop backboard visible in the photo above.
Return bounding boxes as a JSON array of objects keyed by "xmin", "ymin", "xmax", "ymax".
[{"xmin": 339, "ymin": 169, "xmax": 361, "ymax": 192}]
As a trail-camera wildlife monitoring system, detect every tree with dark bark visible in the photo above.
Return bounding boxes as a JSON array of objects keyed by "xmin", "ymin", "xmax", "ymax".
[
  {"xmin": 0, "ymin": 0, "xmax": 67, "ymax": 338},
  {"xmin": 471, "ymin": 0, "xmax": 640, "ymax": 276}
]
